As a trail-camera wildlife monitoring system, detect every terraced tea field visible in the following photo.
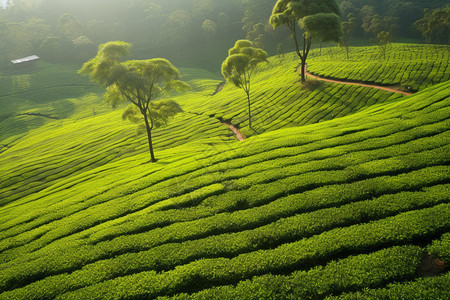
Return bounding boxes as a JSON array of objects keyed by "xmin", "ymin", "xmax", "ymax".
[
  {"xmin": 0, "ymin": 44, "xmax": 449, "ymax": 299},
  {"xmin": 0, "ymin": 81, "xmax": 449, "ymax": 299},
  {"xmin": 0, "ymin": 110, "xmax": 236, "ymax": 205},
  {"xmin": 307, "ymin": 43, "xmax": 450, "ymax": 92},
  {"xmin": 173, "ymin": 44, "xmax": 449, "ymax": 136}
]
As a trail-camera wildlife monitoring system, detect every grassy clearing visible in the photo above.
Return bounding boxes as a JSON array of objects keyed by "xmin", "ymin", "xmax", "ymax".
[{"xmin": 0, "ymin": 77, "xmax": 448, "ymax": 299}]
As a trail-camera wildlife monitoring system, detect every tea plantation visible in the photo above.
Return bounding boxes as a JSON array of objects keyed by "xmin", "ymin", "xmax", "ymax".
[
  {"xmin": 0, "ymin": 44, "xmax": 449, "ymax": 299},
  {"xmin": 307, "ymin": 44, "xmax": 450, "ymax": 92}
]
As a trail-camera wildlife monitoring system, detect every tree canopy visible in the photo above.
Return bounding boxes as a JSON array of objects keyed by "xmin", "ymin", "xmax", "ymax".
[
  {"xmin": 1, "ymin": 0, "xmax": 448, "ymax": 69},
  {"xmin": 79, "ymin": 41, "xmax": 189, "ymax": 162},
  {"xmin": 270, "ymin": 0, "xmax": 342, "ymax": 82},
  {"xmin": 414, "ymin": 4, "xmax": 450, "ymax": 44},
  {"xmin": 222, "ymin": 39, "xmax": 268, "ymax": 131}
]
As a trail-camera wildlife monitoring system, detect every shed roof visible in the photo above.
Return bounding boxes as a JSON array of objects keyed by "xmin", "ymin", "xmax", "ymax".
[{"xmin": 11, "ymin": 55, "xmax": 40, "ymax": 64}]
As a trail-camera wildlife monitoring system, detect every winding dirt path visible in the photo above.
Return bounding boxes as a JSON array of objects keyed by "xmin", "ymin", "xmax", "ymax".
[
  {"xmin": 223, "ymin": 122, "xmax": 246, "ymax": 141},
  {"xmin": 305, "ymin": 71, "xmax": 414, "ymax": 96},
  {"xmin": 214, "ymin": 69, "xmax": 413, "ymax": 142}
]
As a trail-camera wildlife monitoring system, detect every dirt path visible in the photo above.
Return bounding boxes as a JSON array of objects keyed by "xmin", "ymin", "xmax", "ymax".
[
  {"xmin": 223, "ymin": 122, "xmax": 246, "ymax": 141},
  {"xmin": 305, "ymin": 71, "xmax": 414, "ymax": 96}
]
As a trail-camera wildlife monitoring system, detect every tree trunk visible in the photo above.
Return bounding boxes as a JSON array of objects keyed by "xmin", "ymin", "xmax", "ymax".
[
  {"xmin": 300, "ymin": 37, "xmax": 311, "ymax": 83},
  {"xmin": 143, "ymin": 114, "xmax": 157, "ymax": 163},
  {"xmin": 246, "ymin": 90, "xmax": 253, "ymax": 130},
  {"xmin": 300, "ymin": 59, "xmax": 306, "ymax": 82}
]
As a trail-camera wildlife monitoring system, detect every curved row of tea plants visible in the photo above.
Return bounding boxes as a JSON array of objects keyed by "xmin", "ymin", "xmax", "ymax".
[
  {"xmin": 175, "ymin": 53, "xmax": 403, "ymax": 137},
  {"xmin": 0, "ymin": 81, "xmax": 448, "ymax": 299},
  {"xmin": 166, "ymin": 245, "xmax": 448, "ymax": 300},
  {"xmin": 0, "ymin": 111, "xmax": 234, "ymax": 205},
  {"xmin": 307, "ymin": 44, "xmax": 450, "ymax": 92}
]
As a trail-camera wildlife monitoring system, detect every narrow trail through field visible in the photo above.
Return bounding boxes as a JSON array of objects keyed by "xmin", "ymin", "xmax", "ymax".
[
  {"xmin": 211, "ymin": 68, "xmax": 414, "ymax": 142},
  {"xmin": 185, "ymin": 111, "xmax": 246, "ymax": 141},
  {"xmin": 305, "ymin": 71, "xmax": 414, "ymax": 96},
  {"xmin": 223, "ymin": 122, "xmax": 246, "ymax": 141}
]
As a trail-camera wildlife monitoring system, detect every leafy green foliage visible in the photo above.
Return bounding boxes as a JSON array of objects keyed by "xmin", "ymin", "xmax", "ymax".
[
  {"xmin": 427, "ymin": 233, "xmax": 450, "ymax": 262},
  {"xmin": 171, "ymin": 245, "xmax": 424, "ymax": 299},
  {"xmin": 332, "ymin": 273, "xmax": 450, "ymax": 300},
  {"xmin": 79, "ymin": 41, "xmax": 189, "ymax": 162},
  {"xmin": 270, "ymin": 0, "xmax": 342, "ymax": 81},
  {"xmin": 414, "ymin": 4, "xmax": 450, "ymax": 44},
  {"xmin": 270, "ymin": 0, "xmax": 340, "ymax": 28},
  {"xmin": 122, "ymin": 100, "xmax": 182, "ymax": 134},
  {"xmin": 377, "ymin": 31, "xmax": 392, "ymax": 59},
  {"xmin": 340, "ymin": 13, "xmax": 357, "ymax": 58},
  {"xmin": 221, "ymin": 39, "xmax": 268, "ymax": 130},
  {"xmin": 301, "ymin": 12, "xmax": 342, "ymax": 42}
]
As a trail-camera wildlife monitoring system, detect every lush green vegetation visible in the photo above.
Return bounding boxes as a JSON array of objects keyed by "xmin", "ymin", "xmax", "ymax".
[
  {"xmin": 0, "ymin": 52, "xmax": 448, "ymax": 298},
  {"xmin": 0, "ymin": 61, "xmax": 100, "ymax": 146},
  {"xmin": 0, "ymin": 0, "xmax": 449, "ymax": 299},
  {"xmin": 3, "ymin": 43, "xmax": 448, "ymax": 206},
  {"xmin": 308, "ymin": 43, "xmax": 450, "ymax": 91},
  {"xmin": 1, "ymin": 0, "xmax": 448, "ymax": 71},
  {"xmin": 173, "ymin": 43, "xmax": 449, "ymax": 136}
]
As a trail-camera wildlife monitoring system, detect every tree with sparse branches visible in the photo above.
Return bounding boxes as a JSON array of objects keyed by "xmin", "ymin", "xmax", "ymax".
[
  {"xmin": 270, "ymin": 0, "xmax": 342, "ymax": 82},
  {"xmin": 221, "ymin": 40, "xmax": 268, "ymax": 131},
  {"xmin": 377, "ymin": 30, "xmax": 392, "ymax": 59},
  {"xmin": 340, "ymin": 13, "xmax": 357, "ymax": 59},
  {"xmin": 79, "ymin": 41, "xmax": 189, "ymax": 162}
]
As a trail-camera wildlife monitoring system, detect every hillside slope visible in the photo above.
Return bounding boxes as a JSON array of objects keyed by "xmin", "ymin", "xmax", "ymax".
[
  {"xmin": 308, "ymin": 44, "xmax": 450, "ymax": 91},
  {"xmin": 0, "ymin": 80, "xmax": 448, "ymax": 299},
  {"xmin": 173, "ymin": 44, "xmax": 449, "ymax": 137},
  {"xmin": 0, "ymin": 62, "xmax": 102, "ymax": 148},
  {"xmin": 6, "ymin": 44, "xmax": 447, "ymax": 205}
]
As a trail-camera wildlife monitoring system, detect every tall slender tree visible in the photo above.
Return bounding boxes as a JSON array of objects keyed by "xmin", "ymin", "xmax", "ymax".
[
  {"xmin": 377, "ymin": 30, "xmax": 392, "ymax": 59},
  {"xmin": 221, "ymin": 39, "xmax": 268, "ymax": 131},
  {"xmin": 270, "ymin": 0, "xmax": 342, "ymax": 82},
  {"xmin": 79, "ymin": 41, "xmax": 189, "ymax": 162},
  {"xmin": 341, "ymin": 13, "xmax": 357, "ymax": 59}
]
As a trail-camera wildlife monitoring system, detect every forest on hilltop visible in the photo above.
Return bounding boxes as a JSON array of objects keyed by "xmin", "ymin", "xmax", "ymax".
[{"xmin": 0, "ymin": 0, "xmax": 448, "ymax": 70}]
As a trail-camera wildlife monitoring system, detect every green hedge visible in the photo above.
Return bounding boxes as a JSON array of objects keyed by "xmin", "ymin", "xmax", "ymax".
[
  {"xmin": 428, "ymin": 233, "xmax": 450, "ymax": 262},
  {"xmin": 7, "ymin": 204, "xmax": 446, "ymax": 299},
  {"xmin": 329, "ymin": 272, "xmax": 450, "ymax": 300},
  {"xmin": 168, "ymin": 245, "xmax": 423, "ymax": 300}
]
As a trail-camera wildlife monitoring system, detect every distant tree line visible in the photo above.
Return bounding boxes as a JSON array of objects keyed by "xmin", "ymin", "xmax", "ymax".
[
  {"xmin": 0, "ymin": 0, "xmax": 448, "ymax": 69},
  {"xmin": 339, "ymin": 0, "xmax": 449, "ymax": 44},
  {"xmin": 0, "ymin": 0, "xmax": 246, "ymax": 68}
]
